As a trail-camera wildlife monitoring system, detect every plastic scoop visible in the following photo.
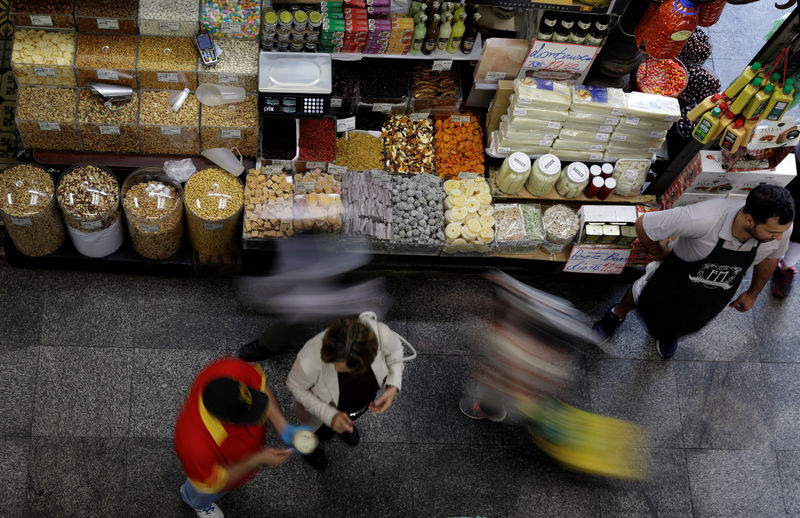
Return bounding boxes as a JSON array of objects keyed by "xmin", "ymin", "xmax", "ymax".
[
  {"xmin": 201, "ymin": 147, "xmax": 244, "ymax": 176},
  {"xmin": 196, "ymin": 84, "xmax": 246, "ymax": 106}
]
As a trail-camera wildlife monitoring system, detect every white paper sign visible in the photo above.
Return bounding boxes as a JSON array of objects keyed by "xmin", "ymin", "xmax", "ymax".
[
  {"xmin": 328, "ymin": 164, "xmax": 347, "ymax": 175},
  {"xmin": 330, "ymin": 98, "xmax": 343, "ymax": 108},
  {"xmin": 97, "ymin": 18, "xmax": 120, "ymax": 30},
  {"xmin": 372, "ymin": 103, "xmax": 392, "ymax": 113},
  {"xmin": 10, "ymin": 216, "xmax": 33, "ymax": 226},
  {"xmin": 218, "ymin": 73, "xmax": 239, "ymax": 84},
  {"xmin": 160, "ymin": 21, "xmax": 180, "ymax": 33},
  {"xmin": 38, "ymin": 122, "xmax": 61, "ymax": 131},
  {"xmin": 157, "ymin": 72, "xmax": 179, "ymax": 83},
  {"xmin": 484, "ymin": 71, "xmax": 507, "ymax": 81},
  {"xmin": 409, "ymin": 112, "xmax": 430, "ymax": 121},
  {"xmin": 451, "ymin": 115, "xmax": 471, "ymax": 123},
  {"xmin": 432, "ymin": 60, "xmax": 452, "ymax": 71},
  {"xmin": 221, "ymin": 22, "xmax": 243, "ymax": 34},
  {"xmin": 161, "ymin": 126, "xmax": 181, "ymax": 135},
  {"xmin": 29, "ymin": 15, "xmax": 53, "ymax": 26},
  {"xmin": 221, "ymin": 129, "xmax": 241, "ymax": 139},
  {"xmin": 99, "ymin": 125, "xmax": 121, "ymax": 135},
  {"xmin": 457, "ymin": 172, "xmax": 479, "ymax": 179},
  {"xmin": 305, "ymin": 161, "xmax": 327, "ymax": 170},
  {"xmin": 139, "ymin": 223, "xmax": 160, "ymax": 232},
  {"xmin": 522, "ymin": 40, "xmax": 600, "ymax": 84},
  {"xmin": 563, "ymin": 246, "xmax": 631, "ymax": 275},
  {"xmin": 336, "ymin": 117, "xmax": 356, "ymax": 132},
  {"xmin": 34, "ymin": 67, "xmax": 56, "ymax": 77},
  {"xmin": 97, "ymin": 69, "xmax": 119, "ymax": 80}
]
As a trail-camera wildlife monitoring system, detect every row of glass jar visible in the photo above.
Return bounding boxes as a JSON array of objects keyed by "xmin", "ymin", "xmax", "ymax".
[
  {"xmin": 15, "ymin": 87, "xmax": 259, "ymax": 157},
  {"xmin": 11, "ymin": 31, "xmax": 259, "ymax": 92},
  {"xmin": 0, "ymin": 163, "xmax": 246, "ymax": 259},
  {"xmin": 11, "ymin": 0, "xmax": 261, "ymax": 40}
]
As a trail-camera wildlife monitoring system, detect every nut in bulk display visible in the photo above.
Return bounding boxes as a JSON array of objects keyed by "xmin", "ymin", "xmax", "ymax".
[
  {"xmin": 442, "ymin": 178, "xmax": 495, "ymax": 254},
  {"xmin": 382, "ymin": 115, "xmax": 435, "ymax": 174},
  {"xmin": 201, "ymin": 95, "xmax": 259, "ymax": 157},
  {"xmin": 75, "ymin": 34, "xmax": 138, "ymax": 88},
  {"xmin": 10, "ymin": 0, "xmax": 76, "ymax": 29},
  {"xmin": 56, "ymin": 165, "xmax": 124, "ymax": 257},
  {"xmin": 336, "ymin": 131, "xmax": 383, "ymax": 172},
  {"xmin": 197, "ymin": 39, "xmax": 259, "ymax": 93},
  {"xmin": 298, "ymin": 118, "xmax": 336, "ymax": 163},
  {"xmin": 0, "ymin": 164, "xmax": 65, "ymax": 257},
  {"xmin": 16, "ymin": 87, "xmax": 82, "ymax": 151},
  {"xmin": 200, "ymin": 0, "xmax": 261, "ymax": 40},
  {"xmin": 243, "ymin": 168, "xmax": 295, "ymax": 242},
  {"xmin": 139, "ymin": 0, "xmax": 201, "ymax": 37},
  {"xmin": 121, "ymin": 168, "xmax": 185, "ymax": 260},
  {"xmin": 137, "ymin": 36, "xmax": 198, "ymax": 91},
  {"xmin": 139, "ymin": 90, "xmax": 200, "ymax": 155},
  {"xmin": 77, "ymin": 89, "xmax": 140, "ymax": 153},
  {"xmin": 184, "ymin": 167, "xmax": 244, "ymax": 255},
  {"xmin": 75, "ymin": 0, "xmax": 138, "ymax": 34},
  {"xmin": 11, "ymin": 30, "xmax": 77, "ymax": 87}
]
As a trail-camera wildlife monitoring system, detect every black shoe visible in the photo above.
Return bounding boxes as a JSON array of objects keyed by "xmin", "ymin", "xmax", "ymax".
[
  {"xmin": 592, "ymin": 306, "xmax": 625, "ymax": 344},
  {"xmin": 655, "ymin": 337, "xmax": 678, "ymax": 359},
  {"xmin": 339, "ymin": 426, "xmax": 360, "ymax": 446},
  {"xmin": 237, "ymin": 340, "xmax": 273, "ymax": 362},
  {"xmin": 302, "ymin": 446, "xmax": 328, "ymax": 470}
]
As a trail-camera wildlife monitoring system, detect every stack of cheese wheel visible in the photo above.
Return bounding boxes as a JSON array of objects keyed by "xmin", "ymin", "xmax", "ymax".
[{"xmin": 442, "ymin": 178, "xmax": 495, "ymax": 253}]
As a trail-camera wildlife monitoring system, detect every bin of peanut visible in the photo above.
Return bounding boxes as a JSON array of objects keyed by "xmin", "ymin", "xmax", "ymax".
[
  {"xmin": 139, "ymin": 90, "xmax": 200, "ymax": 155},
  {"xmin": 184, "ymin": 167, "xmax": 244, "ymax": 255},
  {"xmin": 434, "ymin": 114, "xmax": 484, "ymax": 179},
  {"xmin": 200, "ymin": 95, "xmax": 259, "ymax": 157},
  {"xmin": 77, "ymin": 88, "xmax": 140, "ymax": 153},
  {"xmin": 16, "ymin": 87, "xmax": 82, "ymax": 151},
  {"xmin": 121, "ymin": 168, "xmax": 184, "ymax": 260},
  {"xmin": 0, "ymin": 164, "xmax": 65, "ymax": 256},
  {"xmin": 243, "ymin": 168, "xmax": 295, "ymax": 242},
  {"xmin": 137, "ymin": 36, "xmax": 198, "ymax": 90},
  {"xmin": 75, "ymin": 34, "xmax": 138, "ymax": 88}
]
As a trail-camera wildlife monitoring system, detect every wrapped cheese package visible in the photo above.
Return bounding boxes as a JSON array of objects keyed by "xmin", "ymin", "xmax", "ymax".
[
  {"xmin": 568, "ymin": 110, "xmax": 621, "ymax": 126},
  {"xmin": 508, "ymin": 95, "xmax": 569, "ymax": 122},
  {"xmin": 514, "ymin": 78, "xmax": 572, "ymax": 111},
  {"xmin": 570, "ymin": 85, "xmax": 627, "ymax": 116},
  {"xmin": 559, "ymin": 128, "xmax": 611, "ymax": 142},
  {"xmin": 552, "ymin": 138, "xmax": 605, "ymax": 152},
  {"xmin": 562, "ymin": 120, "xmax": 617, "ymax": 133},
  {"xmin": 625, "ymin": 91, "xmax": 681, "ymax": 123},
  {"xmin": 500, "ymin": 117, "xmax": 560, "ymax": 141}
]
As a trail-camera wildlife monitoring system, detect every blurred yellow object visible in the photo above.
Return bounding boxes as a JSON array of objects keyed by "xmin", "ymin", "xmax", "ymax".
[{"xmin": 577, "ymin": 0, "xmax": 612, "ymax": 7}]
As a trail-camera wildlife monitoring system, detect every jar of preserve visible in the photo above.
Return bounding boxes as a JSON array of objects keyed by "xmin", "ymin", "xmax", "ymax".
[
  {"xmin": 496, "ymin": 152, "xmax": 531, "ymax": 195},
  {"xmin": 555, "ymin": 162, "xmax": 590, "ymax": 199},
  {"xmin": 524, "ymin": 153, "xmax": 561, "ymax": 196},
  {"xmin": 634, "ymin": 0, "xmax": 698, "ymax": 59}
]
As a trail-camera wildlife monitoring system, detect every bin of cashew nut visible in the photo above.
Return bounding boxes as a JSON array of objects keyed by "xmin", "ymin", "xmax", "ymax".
[
  {"xmin": 122, "ymin": 168, "xmax": 185, "ymax": 260},
  {"xmin": 184, "ymin": 167, "xmax": 244, "ymax": 255}
]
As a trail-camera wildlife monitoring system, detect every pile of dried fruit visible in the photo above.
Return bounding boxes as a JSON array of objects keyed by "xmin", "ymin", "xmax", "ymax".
[{"xmin": 433, "ymin": 114, "xmax": 484, "ymax": 179}]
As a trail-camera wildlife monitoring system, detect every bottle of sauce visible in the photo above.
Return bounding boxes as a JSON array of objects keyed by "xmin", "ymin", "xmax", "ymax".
[
  {"xmin": 423, "ymin": 14, "xmax": 440, "ymax": 55},
  {"xmin": 452, "ymin": 0, "xmax": 466, "ymax": 22},
  {"xmin": 447, "ymin": 12, "xmax": 466, "ymax": 53},
  {"xmin": 742, "ymin": 83, "xmax": 774, "ymax": 119},
  {"xmin": 724, "ymin": 62, "xmax": 761, "ymax": 98},
  {"xmin": 538, "ymin": 12, "xmax": 558, "ymax": 41},
  {"xmin": 729, "ymin": 77, "xmax": 763, "ymax": 115},
  {"xmin": 410, "ymin": 14, "xmax": 428, "ymax": 55},
  {"xmin": 692, "ymin": 106, "xmax": 722, "ymax": 144},
  {"xmin": 710, "ymin": 105, "xmax": 735, "ymax": 140},
  {"xmin": 763, "ymin": 82, "xmax": 795, "ymax": 121},
  {"xmin": 461, "ymin": 12, "xmax": 480, "ymax": 54},
  {"xmin": 687, "ymin": 92, "xmax": 725, "ymax": 121},
  {"xmin": 719, "ymin": 119, "xmax": 746, "ymax": 153},
  {"xmin": 634, "ymin": 0, "xmax": 699, "ymax": 59},
  {"xmin": 437, "ymin": 13, "xmax": 452, "ymax": 51}
]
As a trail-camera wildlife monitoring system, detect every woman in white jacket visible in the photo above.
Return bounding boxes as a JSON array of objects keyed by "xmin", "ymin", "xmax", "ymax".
[{"xmin": 286, "ymin": 312, "xmax": 405, "ymax": 470}]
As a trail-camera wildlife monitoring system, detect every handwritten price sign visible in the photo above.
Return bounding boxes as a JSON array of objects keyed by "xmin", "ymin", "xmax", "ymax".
[
  {"xmin": 563, "ymin": 246, "xmax": 631, "ymax": 275},
  {"xmin": 521, "ymin": 40, "xmax": 600, "ymax": 84}
]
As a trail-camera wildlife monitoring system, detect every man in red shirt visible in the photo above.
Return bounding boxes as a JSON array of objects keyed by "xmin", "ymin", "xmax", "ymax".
[{"xmin": 175, "ymin": 357, "xmax": 308, "ymax": 518}]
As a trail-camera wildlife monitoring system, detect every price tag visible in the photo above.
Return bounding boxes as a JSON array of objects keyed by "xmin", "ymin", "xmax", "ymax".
[
  {"xmin": 157, "ymin": 72, "xmax": 179, "ymax": 83},
  {"xmin": 328, "ymin": 164, "xmax": 347, "ymax": 175},
  {"xmin": 99, "ymin": 125, "xmax": 120, "ymax": 135},
  {"xmin": 29, "ymin": 15, "xmax": 53, "ymax": 26},
  {"xmin": 38, "ymin": 122, "xmax": 61, "ymax": 131},
  {"xmin": 451, "ymin": 115, "xmax": 471, "ymax": 123},
  {"xmin": 156, "ymin": 196, "xmax": 167, "ymax": 209},
  {"xmin": 497, "ymin": 146, "xmax": 511, "ymax": 154},
  {"xmin": 610, "ymin": 108, "xmax": 625, "ymax": 117},
  {"xmin": 650, "ymin": 131, "xmax": 663, "ymax": 138},
  {"xmin": 432, "ymin": 59, "xmax": 452, "ymax": 71},
  {"xmin": 30, "ymin": 193, "xmax": 39, "ymax": 206},
  {"xmin": 458, "ymin": 172, "xmax": 479, "ymax": 179},
  {"xmin": 624, "ymin": 117, "xmax": 640, "ymax": 127},
  {"xmin": 296, "ymin": 181, "xmax": 315, "ymax": 193},
  {"xmin": 612, "ymin": 134, "xmax": 627, "ymax": 142},
  {"xmin": 599, "ymin": 125, "xmax": 614, "ymax": 133},
  {"xmin": 264, "ymin": 165, "xmax": 284, "ymax": 174},
  {"xmin": 484, "ymin": 71, "xmax": 507, "ymax": 81},
  {"xmin": 595, "ymin": 133, "xmax": 610, "ymax": 141},
  {"xmin": 204, "ymin": 222, "xmax": 224, "ymax": 230},
  {"xmin": 90, "ymin": 192, "xmax": 101, "ymax": 205},
  {"xmin": 221, "ymin": 22, "xmax": 244, "ymax": 34},
  {"xmin": 160, "ymin": 126, "xmax": 181, "ymax": 136},
  {"xmin": 517, "ymin": 97, "xmax": 532, "ymax": 105},
  {"xmin": 97, "ymin": 18, "xmax": 120, "ymax": 30},
  {"xmin": 624, "ymin": 169, "xmax": 639, "ymax": 181},
  {"xmin": 81, "ymin": 220, "xmax": 103, "ymax": 230},
  {"xmin": 97, "ymin": 69, "xmax": 119, "ymax": 81},
  {"xmin": 305, "ymin": 161, "xmax": 327, "ymax": 170},
  {"xmin": 218, "ymin": 73, "xmax": 239, "ymax": 84},
  {"xmin": 546, "ymin": 121, "xmax": 561, "ymax": 129},
  {"xmin": 604, "ymin": 117, "xmax": 619, "ymax": 125},
  {"xmin": 330, "ymin": 97, "xmax": 343, "ymax": 108},
  {"xmin": 221, "ymin": 129, "xmax": 241, "ymax": 139},
  {"xmin": 513, "ymin": 109, "xmax": 527, "ymax": 117},
  {"xmin": 139, "ymin": 223, "xmax": 160, "ymax": 233},
  {"xmin": 271, "ymin": 159, "xmax": 292, "ymax": 168},
  {"xmin": 589, "ymin": 144, "xmax": 604, "ymax": 151},
  {"xmin": 34, "ymin": 67, "xmax": 56, "ymax": 77},
  {"xmin": 409, "ymin": 112, "xmax": 430, "ymax": 121},
  {"xmin": 10, "ymin": 216, "xmax": 32, "ymax": 226},
  {"xmin": 372, "ymin": 103, "xmax": 392, "ymax": 113},
  {"xmin": 336, "ymin": 117, "xmax": 356, "ymax": 132},
  {"xmin": 160, "ymin": 21, "xmax": 180, "ymax": 33},
  {"xmin": 590, "ymin": 153, "xmax": 603, "ymax": 161}
]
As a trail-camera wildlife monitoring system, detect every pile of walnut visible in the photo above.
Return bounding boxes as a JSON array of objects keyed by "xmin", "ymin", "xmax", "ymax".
[{"xmin": 244, "ymin": 168, "xmax": 295, "ymax": 238}]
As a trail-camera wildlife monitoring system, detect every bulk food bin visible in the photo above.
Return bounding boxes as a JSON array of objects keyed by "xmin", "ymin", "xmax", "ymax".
[
  {"xmin": 137, "ymin": 36, "xmax": 198, "ymax": 91},
  {"xmin": 56, "ymin": 164, "xmax": 123, "ymax": 257},
  {"xmin": 200, "ymin": 0, "xmax": 261, "ymax": 40},
  {"xmin": 16, "ymin": 87, "xmax": 82, "ymax": 151},
  {"xmin": 139, "ymin": 90, "xmax": 200, "ymax": 155},
  {"xmin": 184, "ymin": 167, "xmax": 244, "ymax": 255},
  {"xmin": 197, "ymin": 39, "xmax": 259, "ymax": 92},
  {"xmin": 77, "ymin": 88, "xmax": 140, "ymax": 153},
  {"xmin": 121, "ymin": 168, "xmax": 185, "ymax": 259},
  {"xmin": 0, "ymin": 164, "xmax": 65, "ymax": 256},
  {"xmin": 10, "ymin": 0, "xmax": 75, "ymax": 30},
  {"xmin": 11, "ymin": 29, "xmax": 77, "ymax": 87},
  {"xmin": 138, "ymin": 0, "xmax": 200, "ymax": 37},
  {"xmin": 75, "ymin": 34, "xmax": 138, "ymax": 88},
  {"xmin": 200, "ymin": 95, "xmax": 259, "ymax": 157},
  {"xmin": 75, "ymin": 0, "xmax": 138, "ymax": 34}
]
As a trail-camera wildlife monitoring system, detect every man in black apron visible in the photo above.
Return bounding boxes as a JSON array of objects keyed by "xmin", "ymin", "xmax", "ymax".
[{"xmin": 593, "ymin": 184, "xmax": 794, "ymax": 359}]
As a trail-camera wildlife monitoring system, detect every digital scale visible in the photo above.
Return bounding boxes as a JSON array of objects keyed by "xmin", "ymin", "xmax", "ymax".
[
  {"xmin": 258, "ymin": 94, "xmax": 329, "ymax": 117},
  {"xmin": 258, "ymin": 52, "xmax": 332, "ymax": 117}
]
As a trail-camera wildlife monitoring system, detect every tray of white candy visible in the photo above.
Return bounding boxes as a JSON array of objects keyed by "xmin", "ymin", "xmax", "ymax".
[{"xmin": 442, "ymin": 177, "xmax": 495, "ymax": 255}]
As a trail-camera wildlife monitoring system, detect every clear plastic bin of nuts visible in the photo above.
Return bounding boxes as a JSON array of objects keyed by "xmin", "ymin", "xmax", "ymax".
[
  {"xmin": 77, "ymin": 88, "xmax": 140, "ymax": 153},
  {"xmin": 10, "ymin": 0, "xmax": 76, "ymax": 29},
  {"xmin": 139, "ymin": 90, "xmax": 200, "ymax": 155},
  {"xmin": 11, "ymin": 29, "xmax": 77, "ymax": 87},
  {"xmin": 16, "ymin": 87, "xmax": 82, "ymax": 151},
  {"xmin": 200, "ymin": 95, "xmax": 259, "ymax": 157},
  {"xmin": 197, "ymin": 39, "xmax": 259, "ymax": 92},
  {"xmin": 121, "ymin": 168, "xmax": 185, "ymax": 260},
  {"xmin": 137, "ymin": 36, "xmax": 198, "ymax": 90},
  {"xmin": 75, "ymin": 34, "xmax": 138, "ymax": 88},
  {"xmin": 139, "ymin": 0, "xmax": 200, "ymax": 37},
  {"xmin": 0, "ymin": 164, "xmax": 66, "ymax": 257},
  {"xmin": 184, "ymin": 167, "xmax": 244, "ymax": 255},
  {"xmin": 56, "ymin": 164, "xmax": 124, "ymax": 257},
  {"xmin": 75, "ymin": 0, "xmax": 138, "ymax": 35}
]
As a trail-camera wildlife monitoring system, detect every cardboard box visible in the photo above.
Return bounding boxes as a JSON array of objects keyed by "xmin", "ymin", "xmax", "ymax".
[
  {"xmin": 576, "ymin": 205, "xmax": 637, "ymax": 244},
  {"xmin": 686, "ymin": 150, "xmax": 796, "ymax": 196}
]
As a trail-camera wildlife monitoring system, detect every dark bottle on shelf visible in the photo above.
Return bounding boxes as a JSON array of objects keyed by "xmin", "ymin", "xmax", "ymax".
[
  {"xmin": 426, "ymin": 1, "xmax": 440, "ymax": 19},
  {"xmin": 577, "ymin": 14, "xmax": 592, "ymax": 32},
  {"xmin": 423, "ymin": 13, "xmax": 440, "ymax": 55},
  {"xmin": 537, "ymin": 11, "xmax": 557, "ymax": 41},
  {"xmin": 594, "ymin": 15, "xmax": 610, "ymax": 32},
  {"xmin": 559, "ymin": 14, "xmax": 574, "ymax": 32},
  {"xmin": 461, "ymin": 12, "xmax": 481, "ymax": 54},
  {"xmin": 585, "ymin": 19, "xmax": 608, "ymax": 46}
]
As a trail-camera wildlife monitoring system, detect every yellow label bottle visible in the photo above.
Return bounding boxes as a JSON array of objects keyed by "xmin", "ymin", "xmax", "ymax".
[
  {"xmin": 692, "ymin": 107, "xmax": 722, "ymax": 144},
  {"xmin": 719, "ymin": 118, "xmax": 746, "ymax": 153},
  {"xmin": 724, "ymin": 62, "xmax": 762, "ymax": 99},
  {"xmin": 763, "ymin": 83, "xmax": 794, "ymax": 121},
  {"xmin": 711, "ymin": 107, "xmax": 736, "ymax": 139},
  {"xmin": 742, "ymin": 83, "xmax": 774, "ymax": 119},
  {"xmin": 687, "ymin": 93, "xmax": 725, "ymax": 122},
  {"xmin": 729, "ymin": 77, "xmax": 763, "ymax": 115}
]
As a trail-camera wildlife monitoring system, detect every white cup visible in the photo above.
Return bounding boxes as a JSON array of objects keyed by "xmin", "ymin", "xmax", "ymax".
[
  {"xmin": 202, "ymin": 147, "xmax": 244, "ymax": 176},
  {"xmin": 196, "ymin": 84, "xmax": 246, "ymax": 106}
]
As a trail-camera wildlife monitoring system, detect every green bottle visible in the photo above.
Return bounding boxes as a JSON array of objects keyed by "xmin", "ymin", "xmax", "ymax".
[
  {"xmin": 447, "ymin": 12, "xmax": 466, "ymax": 53},
  {"xmin": 410, "ymin": 14, "xmax": 428, "ymax": 55}
]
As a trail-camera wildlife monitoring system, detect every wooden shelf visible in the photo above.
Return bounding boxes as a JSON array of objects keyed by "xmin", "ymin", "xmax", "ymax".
[{"xmin": 492, "ymin": 249, "xmax": 570, "ymax": 262}]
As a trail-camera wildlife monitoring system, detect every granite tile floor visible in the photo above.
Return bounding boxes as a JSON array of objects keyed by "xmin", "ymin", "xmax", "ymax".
[{"xmin": 1, "ymin": 259, "xmax": 799, "ymax": 518}]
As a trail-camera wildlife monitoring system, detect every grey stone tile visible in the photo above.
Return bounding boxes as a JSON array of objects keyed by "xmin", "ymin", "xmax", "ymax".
[
  {"xmin": 404, "ymin": 274, "xmax": 494, "ymax": 321},
  {"xmin": 27, "ymin": 436, "xmax": 129, "ymax": 518},
  {"xmin": 0, "ymin": 267, "xmax": 45, "ymax": 351},
  {"xmin": 777, "ymin": 450, "xmax": 800, "ymax": 517},
  {"xmin": 594, "ymin": 309, "xmax": 658, "ymax": 360},
  {"xmin": 753, "ymin": 282, "xmax": 800, "ymax": 362},
  {"xmin": 0, "ymin": 436, "xmax": 29, "ymax": 518},
  {"xmin": 32, "ymin": 346, "xmax": 132, "ymax": 438},
  {"xmin": 0, "ymin": 345, "xmax": 38, "ymax": 435},
  {"xmin": 675, "ymin": 298, "xmax": 760, "ymax": 361},
  {"xmin": 588, "ymin": 359, "xmax": 684, "ymax": 448},
  {"xmin": 675, "ymin": 361, "xmax": 770, "ymax": 450},
  {"xmin": 685, "ymin": 449, "xmax": 785, "ymax": 518},
  {"xmin": 128, "ymin": 312, "xmax": 268, "ymax": 351},
  {"xmin": 411, "ymin": 443, "xmax": 508, "ymax": 518},
  {"xmin": 407, "ymin": 355, "xmax": 503, "ymax": 445},
  {"xmin": 708, "ymin": 1, "xmax": 783, "ymax": 44},
  {"xmin": 405, "ymin": 317, "xmax": 487, "ymax": 355},
  {"xmin": 762, "ymin": 363, "xmax": 800, "ymax": 450},
  {"xmin": 124, "ymin": 438, "xmax": 188, "ymax": 516},
  {"xmin": 348, "ymin": 364, "xmax": 412, "ymax": 444},
  {"xmin": 129, "ymin": 348, "xmax": 226, "ymax": 439}
]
